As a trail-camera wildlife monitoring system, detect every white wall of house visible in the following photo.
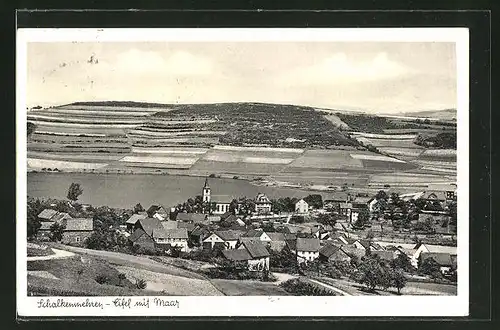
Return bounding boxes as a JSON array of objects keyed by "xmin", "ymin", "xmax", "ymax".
[
  {"xmin": 203, "ymin": 233, "xmax": 225, "ymax": 249},
  {"xmin": 155, "ymin": 238, "xmax": 188, "ymax": 252},
  {"xmin": 350, "ymin": 211, "xmax": 359, "ymax": 223},
  {"xmin": 295, "ymin": 200, "xmax": 309, "ymax": 214},
  {"xmin": 214, "ymin": 203, "xmax": 230, "ymax": 214},
  {"xmin": 248, "ymin": 257, "xmax": 270, "ymax": 271},
  {"xmin": 259, "ymin": 232, "xmax": 272, "ymax": 242},
  {"xmin": 296, "ymin": 250, "xmax": 319, "ymax": 263},
  {"xmin": 255, "ymin": 203, "xmax": 272, "ymax": 213}
]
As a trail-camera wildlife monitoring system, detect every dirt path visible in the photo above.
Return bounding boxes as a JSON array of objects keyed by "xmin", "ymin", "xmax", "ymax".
[
  {"xmin": 54, "ymin": 244, "xmax": 206, "ymax": 280},
  {"xmin": 272, "ymin": 272, "xmax": 297, "ymax": 285},
  {"xmin": 27, "ymin": 248, "xmax": 75, "ymax": 261},
  {"xmin": 307, "ymin": 278, "xmax": 352, "ymax": 296}
]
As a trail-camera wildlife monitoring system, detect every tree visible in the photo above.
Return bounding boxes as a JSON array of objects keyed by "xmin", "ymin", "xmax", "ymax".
[
  {"xmin": 412, "ymin": 218, "xmax": 435, "ymax": 234},
  {"xmin": 390, "ymin": 253, "xmax": 414, "ymax": 273},
  {"xmin": 229, "ymin": 199, "xmax": 239, "ymax": 214},
  {"xmin": 304, "ymin": 194, "xmax": 323, "ymax": 209},
  {"xmin": 27, "ymin": 198, "xmax": 44, "ymax": 240},
  {"xmin": 391, "ymin": 268, "xmax": 408, "ymax": 294},
  {"xmin": 375, "ymin": 190, "xmax": 388, "ymax": 201},
  {"xmin": 27, "ymin": 122, "xmax": 37, "ymax": 137},
  {"xmin": 418, "ymin": 257, "xmax": 442, "ymax": 278},
  {"xmin": 350, "ymin": 256, "xmax": 385, "ymax": 291},
  {"xmin": 133, "ymin": 203, "xmax": 144, "ymax": 213},
  {"xmin": 49, "ymin": 222, "xmax": 65, "ymax": 242},
  {"xmin": 316, "ymin": 213, "xmax": 338, "ymax": 228},
  {"xmin": 67, "ymin": 183, "xmax": 83, "ymax": 202},
  {"xmin": 117, "ymin": 273, "xmax": 126, "ymax": 286}
]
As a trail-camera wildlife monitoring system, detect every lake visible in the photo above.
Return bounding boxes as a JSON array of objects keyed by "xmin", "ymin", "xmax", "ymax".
[{"xmin": 27, "ymin": 172, "xmax": 329, "ymax": 209}]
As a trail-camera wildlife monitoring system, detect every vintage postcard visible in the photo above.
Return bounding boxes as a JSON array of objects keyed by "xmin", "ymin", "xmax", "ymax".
[{"xmin": 17, "ymin": 28, "xmax": 469, "ymax": 317}]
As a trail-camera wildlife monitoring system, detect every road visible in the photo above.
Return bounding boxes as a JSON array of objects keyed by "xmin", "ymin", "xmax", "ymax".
[
  {"xmin": 27, "ymin": 248, "xmax": 75, "ymax": 261},
  {"xmin": 307, "ymin": 278, "xmax": 352, "ymax": 296}
]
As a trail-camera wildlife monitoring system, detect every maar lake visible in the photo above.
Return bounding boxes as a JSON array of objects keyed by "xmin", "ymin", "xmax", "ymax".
[{"xmin": 27, "ymin": 172, "xmax": 326, "ymax": 209}]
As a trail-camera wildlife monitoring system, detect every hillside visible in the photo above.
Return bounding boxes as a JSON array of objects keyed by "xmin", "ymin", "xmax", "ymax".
[{"xmin": 397, "ymin": 109, "xmax": 457, "ymax": 121}]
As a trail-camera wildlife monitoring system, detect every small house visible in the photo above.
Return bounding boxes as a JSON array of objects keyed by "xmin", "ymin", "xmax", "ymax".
[
  {"xmin": 243, "ymin": 229, "xmax": 272, "ymax": 242},
  {"xmin": 287, "ymin": 238, "xmax": 320, "ymax": 264},
  {"xmin": 155, "ymin": 228, "xmax": 189, "ymax": 252},
  {"xmin": 61, "ymin": 218, "xmax": 94, "ymax": 246},
  {"xmin": 254, "ymin": 193, "xmax": 272, "ymax": 214},
  {"xmin": 319, "ymin": 244, "xmax": 351, "ymax": 263},
  {"xmin": 419, "ymin": 252, "xmax": 456, "ymax": 274},
  {"xmin": 222, "ymin": 240, "xmax": 270, "ymax": 271},
  {"xmin": 176, "ymin": 212, "xmax": 208, "ymax": 224},
  {"xmin": 37, "ymin": 209, "xmax": 59, "ymax": 221},
  {"xmin": 266, "ymin": 232, "xmax": 286, "ymax": 251},
  {"xmin": 295, "ymin": 199, "xmax": 309, "ymax": 214},
  {"xmin": 203, "ymin": 230, "xmax": 243, "ymax": 250},
  {"xmin": 129, "ymin": 228, "xmax": 156, "ymax": 251},
  {"xmin": 125, "ymin": 213, "xmax": 147, "ymax": 231},
  {"xmin": 147, "ymin": 205, "xmax": 169, "ymax": 221}
]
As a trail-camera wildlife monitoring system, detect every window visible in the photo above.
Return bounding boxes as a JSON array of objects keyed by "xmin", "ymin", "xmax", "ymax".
[{"xmin": 75, "ymin": 236, "xmax": 80, "ymax": 243}]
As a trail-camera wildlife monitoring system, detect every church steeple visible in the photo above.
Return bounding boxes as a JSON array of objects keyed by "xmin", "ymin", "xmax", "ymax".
[{"xmin": 202, "ymin": 177, "xmax": 211, "ymax": 203}]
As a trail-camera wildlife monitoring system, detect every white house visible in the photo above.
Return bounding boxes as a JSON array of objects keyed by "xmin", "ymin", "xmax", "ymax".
[
  {"xmin": 222, "ymin": 241, "xmax": 270, "ymax": 271},
  {"xmin": 202, "ymin": 230, "xmax": 243, "ymax": 250},
  {"xmin": 242, "ymin": 229, "xmax": 272, "ymax": 242},
  {"xmin": 295, "ymin": 199, "xmax": 309, "ymax": 214},
  {"xmin": 288, "ymin": 238, "xmax": 320, "ymax": 264},
  {"xmin": 254, "ymin": 193, "xmax": 272, "ymax": 214},
  {"xmin": 155, "ymin": 228, "xmax": 189, "ymax": 252},
  {"xmin": 412, "ymin": 243, "xmax": 457, "ymax": 269}
]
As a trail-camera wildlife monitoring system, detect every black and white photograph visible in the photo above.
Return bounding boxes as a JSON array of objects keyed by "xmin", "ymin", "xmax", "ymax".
[{"xmin": 16, "ymin": 27, "xmax": 469, "ymax": 317}]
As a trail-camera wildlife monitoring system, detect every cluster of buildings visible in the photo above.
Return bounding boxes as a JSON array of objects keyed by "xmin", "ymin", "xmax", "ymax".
[{"xmin": 36, "ymin": 208, "xmax": 94, "ymax": 245}]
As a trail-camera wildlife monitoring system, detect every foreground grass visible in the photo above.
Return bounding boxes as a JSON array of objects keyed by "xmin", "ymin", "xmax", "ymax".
[{"xmin": 211, "ymin": 279, "xmax": 290, "ymax": 296}]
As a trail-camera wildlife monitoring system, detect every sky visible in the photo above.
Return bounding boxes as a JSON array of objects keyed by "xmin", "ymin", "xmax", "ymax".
[{"xmin": 26, "ymin": 42, "xmax": 457, "ymax": 113}]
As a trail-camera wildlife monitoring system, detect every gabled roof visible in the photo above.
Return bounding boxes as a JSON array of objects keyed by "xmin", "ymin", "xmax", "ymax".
[
  {"xmin": 255, "ymin": 193, "xmax": 271, "ymax": 204},
  {"xmin": 38, "ymin": 209, "xmax": 58, "ymax": 221},
  {"xmin": 176, "ymin": 213, "xmax": 207, "ymax": 223},
  {"xmin": 191, "ymin": 225, "xmax": 210, "ymax": 236},
  {"xmin": 420, "ymin": 191, "xmax": 447, "ymax": 201},
  {"xmin": 414, "ymin": 243, "xmax": 457, "ymax": 255},
  {"xmin": 267, "ymin": 232, "xmax": 285, "ymax": 242},
  {"xmin": 215, "ymin": 230, "xmax": 243, "ymax": 241},
  {"xmin": 244, "ymin": 229, "xmax": 265, "ymax": 238},
  {"xmin": 161, "ymin": 221, "xmax": 179, "ymax": 230},
  {"xmin": 155, "ymin": 228, "xmax": 188, "ymax": 240},
  {"xmin": 241, "ymin": 240, "xmax": 270, "ymax": 258},
  {"xmin": 319, "ymin": 243, "xmax": 342, "ymax": 258},
  {"xmin": 340, "ymin": 246, "xmax": 366, "ymax": 260},
  {"xmin": 52, "ymin": 212, "xmax": 72, "ymax": 222},
  {"xmin": 239, "ymin": 237, "xmax": 261, "ymax": 244},
  {"xmin": 147, "ymin": 204, "xmax": 168, "ymax": 214},
  {"xmin": 129, "ymin": 228, "xmax": 148, "ymax": 243},
  {"xmin": 178, "ymin": 222, "xmax": 195, "ymax": 232},
  {"xmin": 372, "ymin": 250, "xmax": 397, "ymax": 261},
  {"xmin": 420, "ymin": 252, "xmax": 454, "ymax": 266},
  {"xmin": 222, "ymin": 248, "xmax": 252, "ymax": 261},
  {"xmin": 64, "ymin": 218, "xmax": 93, "ymax": 231},
  {"xmin": 137, "ymin": 217, "xmax": 164, "ymax": 237},
  {"xmin": 296, "ymin": 238, "xmax": 320, "ymax": 252},
  {"xmin": 126, "ymin": 213, "xmax": 147, "ymax": 225}
]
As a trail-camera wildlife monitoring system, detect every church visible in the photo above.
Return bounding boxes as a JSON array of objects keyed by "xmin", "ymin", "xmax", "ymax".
[{"xmin": 201, "ymin": 178, "xmax": 272, "ymax": 215}]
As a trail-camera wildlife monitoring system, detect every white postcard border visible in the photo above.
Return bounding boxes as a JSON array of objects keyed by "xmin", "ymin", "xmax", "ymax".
[{"xmin": 16, "ymin": 27, "xmax": 469, "ymax": 317}]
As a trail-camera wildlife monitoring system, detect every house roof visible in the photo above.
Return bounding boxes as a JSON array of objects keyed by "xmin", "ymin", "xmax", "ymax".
[
  {"xmin": 224, "ymin": 214, "xmax": 242, "ymax": 223},
  {"xmin": 420, "ymin": 252, "xmax": 454, "ymax": 266},
  {"xmin": 177, "ymin": 222, "xmax": 195, "ymax": 232},
  {"xmin": 137, "ymin": 217, "xmax": 164, "ymax": 237},
  {"xmin": 284, "ymin": 233, "xmax": 297, "ymax": 241},
  {"xmin": 255, "ymin": 193, "xmax": 271, "ymax": 204},
  {"xmin": 222, "ymin": 249, "xmax": 252, "ymax": 261},
  {"xmin": 267, "ymin": 232, "xmax": 285, "ymax": 242},
  {"xmin": 38, "ymin": 209, "xmax": 58, "ymax": 220},
  {"xmin": 191, "ymin": 226, "xmax": 210, "ymax": 236},
  {"xmin": 340, "ymin": 246, "xmax": 366, "ymax": 259},
  {"xmin": 319, "ymin": 243, "xmax": 342, "ymax": 258},
  {"xmin": 296, "ymin": 238, "xmax": 320, "ymax": 252},
  {"xmin": 175, "ymin": 213, "xmax": 207, "ymax": 223},
  {"xmin": 155, "ymin": 228, "xmax": 188, "ymax": 240},
  {"xmin": 242, "ymin": 240, "xmax": 270, "ymax": 258},
  {"xmin": 161, "ymin": 221, "xmax": 179, "ymax": 230},
  {"xmin": 52, "ymin": 212, "xmax": 71, "ymax": 222},
  {"xmin": 418, "ymin": 214, "xmax": 449, "ymax": 222},
  {"xmin": 126, "ymin": 213, "xmax": 147, "ymax": 225},
  {"xmin": 64, "ymin": 218, "xmax": 93, "ymax": 231},
  {"xmin": 239, "ymin": 237, "xmax": 261, "ymax": 244},
  {"xmin": 415, "ymin": 243, "xmax": 457, "ymax": 255},
  {"xmin": 236, "ymin": 219, "xmax": 246, "ymax": 226},
  {"xmin": 147, "ymin": 204, "xmax": 168, "ymax": 214},
  {"xmin": 244, "ymin": 229, "xmax": 265, "ymax": 238},
  {"xmin": 372, "ymin": 250, "xmax": 397, "ymax": 261},
  {"xmin": 211, "ymin": 195, "xmax": 237, "ymax": 203},
  {"xmin": 129, "ymin": 228, "xmax": 148, "ymax": 243},
  {"xmin": 215, "ymin": 230, "xmax": 244, "ymax": 241},
  {"xmin": 340, "ymin": 202, "xmax": 353, "ymax": 209},
  {"xmin": 353, "ymin": 196, "xmax": 372, "ymax": 204},
  {"xmin": 207, "ymin": 215, "xmax": 221, "ymax": 223},
  {"xmin": 420, "ymin": 191, "xmax": 447, "ymax": 201},
  {"xmin": 296, "ymin": 199, "xmax": 308, "ymax": 205}
]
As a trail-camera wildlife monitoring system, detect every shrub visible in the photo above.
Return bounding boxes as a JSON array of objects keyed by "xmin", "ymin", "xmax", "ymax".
[
  {"xmin": 95, "ymin": 274, "xmax": 109, "ymax": 285},
  {"xmin": 135, "ymin": 278, "xmax": 147, "ymax": 290},
  {"xmin": 279, "ymin": 279, "xmax": 335, "ymax": 296}
]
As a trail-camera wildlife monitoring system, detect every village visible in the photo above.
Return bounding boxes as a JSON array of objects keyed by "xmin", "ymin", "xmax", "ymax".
[{"xmin": 27, "ymin": 177, "xmax": 458, "ymax": 296}]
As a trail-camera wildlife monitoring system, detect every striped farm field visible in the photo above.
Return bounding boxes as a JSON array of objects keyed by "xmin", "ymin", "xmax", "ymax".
[
  {"xmin": 119, "ymin": 155, "xmax": 200, "ymax": 166},
  {"xmin": 289, "ymin": 150, "xmax": 363, "ymax": 169},
  {"xmin": 122, "ymin": 162, "xmax": 193, "ymax": 170},
  {"xmin": 382, "ymin": 128, "xmax": 454, "ymax": 134},
  {"xmin": 41, "ymin": 109, "xmax": 153, "ymax": 116},
  {"xmin": 212, "ymin": 145, "xmax": 304, "ymax": 153},
  {"xmin": 30, "ymin": 120, "xmax": 138, "ymax": 129},
  {"xmin": 131, "ymin": 146, "xmax": 209, "ymax": 155},
  {"xmin": 190, "ymin": 160, "xmax": 286, "ymax": 174},
  {"xmin": 350, "ymin": 132, "xmax": 417, "ymax": 139},
  {"xmin": 128, "ymin": 129, "xmax": 226, "ymax": 137},
  {"xmin": 350, "ymin": 153, "xmax": 406, "ymax": 163},
  {"xmin": 377, "ymin": 147, "xmax": 424, "ymax": 157},
  {"xmin": 358, "ymin": 138, "xmax": 422, "ymax": 148},
  {"xmin": 56, "ymin": 105, "xmax": 171, "ymax": 112},
  {"xmin": 27, "ymin": 113, "xmax": 146, "ymax": 124},
  {"xmin": 34, "ymin": 124, "xmax": 127, "ymax": 136},
  {"xmin": 27, "ymin": 158, "xmax": 108, "ymax": 170},
  {"xmin": 418, "ymin": 149, "xmax": 457, "ymax": 160},
  {"xmin": 28, "ymin": 151, "xmax": 124, "ymax": 163}
]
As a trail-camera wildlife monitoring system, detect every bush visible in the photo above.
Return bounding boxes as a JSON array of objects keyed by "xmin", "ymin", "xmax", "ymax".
[
  {"xmin": 135, "ymin": 278, "xmax": 147, "ymax": 290},
  {"xmin": 95, "ymin": 274, "xmax": 109, "ymax": 285},
  {"xmin": 279, "ymin": 279, "xmax": 336, "ymax": 296}
]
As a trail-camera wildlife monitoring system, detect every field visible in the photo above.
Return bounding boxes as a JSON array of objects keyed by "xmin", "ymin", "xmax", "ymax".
[
  {"xmin": 211, "ymin": 279, "xmax": 290, "ymax": 296},
  {"xmin": 27, "ymin": 102, "xmax": 457, "ymax": 190}
]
